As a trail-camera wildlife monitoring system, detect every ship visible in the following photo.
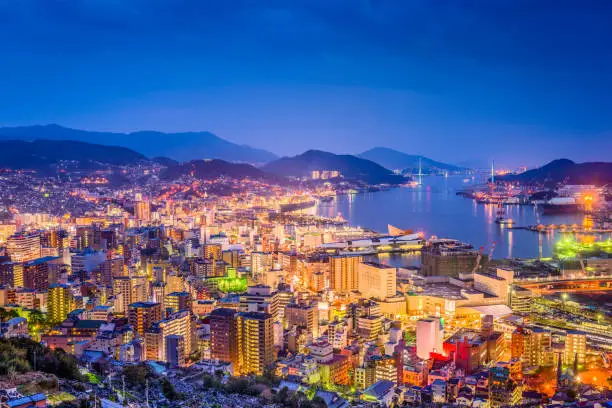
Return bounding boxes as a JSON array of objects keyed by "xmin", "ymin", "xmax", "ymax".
[
  {"xmin": 494, "ymin": 202, "xmax": 513, "ymax": 225},
  {"xmin": 540, "ymin": 197, "xmax": 581, "ymax": 214}
]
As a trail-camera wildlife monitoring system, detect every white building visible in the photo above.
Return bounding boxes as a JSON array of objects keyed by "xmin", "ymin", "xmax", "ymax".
[{"xmin": 416, "ymin": 318, "xmax": 443, "ymax": 360}]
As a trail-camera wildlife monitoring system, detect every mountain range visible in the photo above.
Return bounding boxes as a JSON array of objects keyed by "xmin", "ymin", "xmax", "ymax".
[
  {"xmin": 263, "ymin": 150, "xmax": 405, "ymax": 185},
  {"xmin": 497, "ymin": 159, "xmax": 612, "ymax": 185},
  {"xmin": 0, "ymin": 140, "xmax": 147, "ymax": 174},
  {"xmin": 0, "ymin": 140, "xmax": 400, "ymax": 185},
  {"xmin": 359, "ymin": 147, "xmax": 464, "ymax": 172},
  {"xmin": 160, "ymin": 159, "xmax": 281, "ymax": 182},
  {"xmin": 0, "ymin": 124, "xmax": 277, "ymax": 164}
]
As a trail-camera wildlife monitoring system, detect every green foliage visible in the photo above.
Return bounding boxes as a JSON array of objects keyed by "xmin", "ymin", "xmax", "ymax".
[
  {"xmin": 202, "ymin": 373, "xmax": 223, "ymax": 390},
  {"xmin": 225, "ymin": 378, "xmax": 259, "ymax": 396},
  {"xmin": 202, "ymin": 373, "xmax": 275, "ymax": 397},
  {"xmin": 254, "ymin": 365, "xmax": 281, "ymax": 387},
  {"xmin": 160, "ymin": 377, "xmax": 184, "ymax": 400},
  {"xmin": 0, "ymin": 338, "xmax": 83, "ymax": 380},
  {"xmin": 122, "ymin": 364, "xmax": 151, "ymax": 388},
  {"xmin": 271, "ymin": 388, "xmax": 328, "ymax": 408},
  {"xmin": 0, "ymin": 307, "xmax": 20, "ymax": 323}
]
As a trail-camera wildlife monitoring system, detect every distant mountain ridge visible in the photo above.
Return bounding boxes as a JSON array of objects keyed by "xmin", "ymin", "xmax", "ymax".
[
  {"xmin": 160, "ymin": 159, "xmax": 282, "ymax": 182},
  {"xmin": 263, "ymin": 149, "xmax": 405, "ymax": 185},
  {"xmin": 0, "ymin": 124, "xmax": 278, "ymax": 164},
  {"xmin": 498, "ymin": 159, "xmax": 612, "ymax": 185},
  {"xmin": 0, "ymin": 140, "xmax": 147, "ymax": 174},
  {"xmin": 359, "ymin": 147, "xmax": 464, "ymax": 172}
]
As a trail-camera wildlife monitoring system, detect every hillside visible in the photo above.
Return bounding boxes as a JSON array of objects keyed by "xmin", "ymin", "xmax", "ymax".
[
  {"xmin": 0, "ymin": 124, "xmax": 278, "ymax": 164},
  {"xmin": 263, "ymin": 150, "xmax": 405, "ymax": 185},
  {"xmin": 359, "ymin": 147, "xmax": 464, "ymax": 172},
  {"xmin": 498, "ymin": 159, "xmax": 612, "ymax": 185},
  {"xmin": 0, "ymin": 140, "xmax": 147, "ymax": 174},
  {"xmin": 160, "ymin": 159, "xmax": 282, "ymax": 182}
]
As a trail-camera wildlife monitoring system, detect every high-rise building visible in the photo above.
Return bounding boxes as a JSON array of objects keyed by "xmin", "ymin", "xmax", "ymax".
[
  {"xmin": 209, "ymin": 308, "xmax": 239, "ymax": 370},
  {"xmin": 23, "ymin": 257, "xmax": 51, "ymax": 291},
  {"xmin": 166, "ymin": 334, "xmax": 185, "ymax": 368},
  {"xmin": 128, "ymin": 302, "xmax": 162, "ymax": 337},
  {"xmin": 0, "ymin": 262, "xmax": 19, "ymax": 287},
  {"xmin": 358, "ymin": 262, "xmax": 397, "ymax": 300},
  {"xmin": 151, "ymin": 282, "xmax": 166, "ymax": 307},
  {"xmin": 251, "ymin": 252, "xmax": 272, "ymax": 277},
  {"xmin": 145, "ymin": 310, "xmax": 194, "ymax": 365},
  {"xmin": 285, "ymin": 302, "xmax": 318, "ymax": 338},
  {"xmin": 71, "ymin": 250, "xmax": 106, "ymax": 274},
  {"xmin": 165, "ymin": 292, "xmax": 191, "ymax": 314},
  {"xmin": 100, "ymin": 229, "xmax": 118, "ymax": 251},
  {"xmin": 514, "ymin": 327, "xmax": 554, "ymax": 367},
  {"xmin": 329, "ymin": 254, "xmax": 362, "ymax": 293},
  {"xmin": 135, "ymin": 200, "xmax": 151, "ymax": 222},
  {"xmin": 510, "ymin": 287, "xmax": 534, "ymax": 313},
  {"xmin": 7, "ymin": 233, "xmax": 41, "ymax": 262},
  {"xmin": 97, "ymin": 257, "xmax": 124, "ymax": 285},
  {"xmin": 236, "ymin": 311, "xmax": 274, "ymax": 376},
  {"xmin": 416, "ymin": 318, "xmax": 443, "ymax": 360},
  {"xmin": 48, "ymin": 284, "xmax": 74, "ymax": 323},
  {"xmin": 327, "ymin": 320, "xmax": 348, "ymax": 350},
  {"xmin": 202, "ymin": 243, "xmax": 222, "ymax": 260},
  {"xmin": 222, "ymin": 249, "xmax": 241, "ymax": 268},
  {"xmin": 358, "ymin": 315, "xmax": 383, "ymax": 341},
  {"xmin": 112, "ymin": 276, "xmax": 133, "ymax": 315},
  {"xmin": 278, "ymin": 251, "xmax": 297, "ymax": 276},
  {"xmin": 563, "ymin": 331, "xmax": 586, "ymax": 368},
  {"xmin": 42, "ymin": 229, "xmax": 69, "ymax": 250},
  {"xmin": 375, "ymin": 355, "xmax": 398, "ymax": 383},
  {"xmin": 489, "ymin": 366, "xmax": 522, "ymax": 407},
  {"xmin": 239, "ymin": 285, "xmax": 280, "ymax": 322},
  {"xmin": 192, "ymin": 258, "xmax": 214, "ymax": 278},
  {"xmin": 75, "ymin": 225, "xmax": 95, "ymax": 251}
]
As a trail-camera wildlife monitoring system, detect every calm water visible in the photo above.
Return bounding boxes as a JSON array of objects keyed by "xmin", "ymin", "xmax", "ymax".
[{"xmin": 317, "ymin": 176, "xmax": 593, "ymax": 260}]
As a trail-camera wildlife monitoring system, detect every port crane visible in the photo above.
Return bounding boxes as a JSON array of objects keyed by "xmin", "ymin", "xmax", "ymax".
[
  {"xmin": 472, "ymin": 241, "xmax": 497, "ymax": 274},
  {"xmin": 488, "ymin": 241, "xmax": 497, "ymax": 261},
  {"xmin": 472, "ymin": 246, "xmax": 485, "ymax": 274}
]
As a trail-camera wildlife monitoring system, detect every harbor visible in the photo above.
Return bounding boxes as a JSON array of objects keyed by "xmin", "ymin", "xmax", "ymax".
[{"xmin": 317, "ymin": 175, "xmax": 611, "ymax": 259}]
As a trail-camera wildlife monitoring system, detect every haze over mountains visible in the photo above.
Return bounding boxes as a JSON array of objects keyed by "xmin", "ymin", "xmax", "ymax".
[
  {"xmin": 1, "ymin": 125, "xmax": 460, "ymax": 170},
  {"xmin": 0, "ymin": 124, "xmax": 277, "ymax": 164},
  {"xmin": 263, "ymin": 150, "xmax": 405, "ymax": 185},
  {"xmin": 359, "ymin": 147, "xmax": 463, "ymax": 172},
  {"xmin": 2, "ymin": 125, "xmax": 609, "ymax": 186},
  {"xmin": 0, "ymin": 140, "xmax": 406, "ymax": 185}
]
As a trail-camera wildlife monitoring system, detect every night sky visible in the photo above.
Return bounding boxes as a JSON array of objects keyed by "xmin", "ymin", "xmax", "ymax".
[{"xmin": 1, "ymin": 1, "xmax": 611, "ymax": 167}]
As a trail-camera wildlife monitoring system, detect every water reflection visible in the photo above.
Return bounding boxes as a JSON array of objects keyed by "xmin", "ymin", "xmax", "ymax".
[{"xmin": 317, "ymin": 176, "xmax": 595, "ymax": 259}]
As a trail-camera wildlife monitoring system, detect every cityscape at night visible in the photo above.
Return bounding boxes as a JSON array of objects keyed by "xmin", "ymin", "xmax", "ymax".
[{"xmin": 0, "ymin": 2, "xmax": 611, "ymax": 408}]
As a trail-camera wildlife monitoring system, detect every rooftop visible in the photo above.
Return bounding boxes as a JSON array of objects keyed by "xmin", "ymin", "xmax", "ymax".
[{"xmin": 7, "ymin": 393, "xmax": 46, "ymax": 408}]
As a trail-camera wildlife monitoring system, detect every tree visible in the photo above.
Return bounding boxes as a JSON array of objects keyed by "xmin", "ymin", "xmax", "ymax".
[
  {"xmin": 202, "ymin": 373, "xmax": 222, "ymax": 390},
  {"xmin": 160, "ymin": 378, "xmax": 183, "ymax": 400},
  {"xmin": 122, "ymin": 364, "xmax": 150, "ymax": 388},
  {"xmin": 273, "ymin": 387, "xmax": 289, "ymax": 405},
  {"xmin": 27, "ymin": 309, "xmax": 48, "ymax": 339},
  {"xmin": 0, "ymin": 307, "xmax": 19, "ymax": 323}
]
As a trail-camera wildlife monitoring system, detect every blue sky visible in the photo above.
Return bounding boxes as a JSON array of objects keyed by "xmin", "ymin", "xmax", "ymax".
[{"xmin": 1, "ymin": 0, "xmax": 611, "ymax": 167}]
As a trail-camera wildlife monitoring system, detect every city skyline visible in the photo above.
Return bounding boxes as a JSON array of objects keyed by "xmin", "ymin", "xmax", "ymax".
[{"xmin": 1, "ymin": 2, "xmax": 612, "ymax": 167}]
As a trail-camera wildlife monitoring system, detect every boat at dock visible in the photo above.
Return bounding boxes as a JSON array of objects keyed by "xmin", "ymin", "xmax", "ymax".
[{"xmin": 541, "ymin": 197, "xmax": 582, "ymax": 214}]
